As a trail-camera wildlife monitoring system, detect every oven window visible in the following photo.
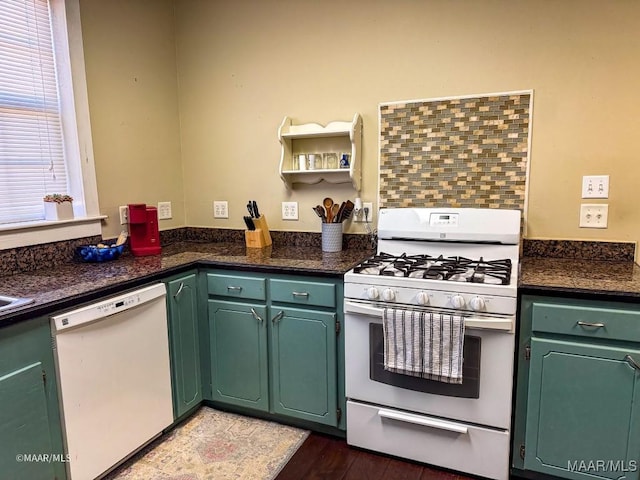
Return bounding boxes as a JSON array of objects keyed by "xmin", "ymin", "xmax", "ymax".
[{"xmin": 369, "ymin": 323, "xmax": 481, "ymax": 399}]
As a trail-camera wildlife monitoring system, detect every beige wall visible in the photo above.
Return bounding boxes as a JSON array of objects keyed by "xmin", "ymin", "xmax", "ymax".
[
  {"xmin": 80, "ymin": 0, "xmax": 184, "ymax": 239},
  {"xmin": 81, "ymin": 0, "xmax": 640, "ymax": 253}
]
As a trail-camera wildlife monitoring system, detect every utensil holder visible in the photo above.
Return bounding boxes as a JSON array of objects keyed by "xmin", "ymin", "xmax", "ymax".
[
  {"xmin": 245, "ymin": 215, "xmax": 272, "ymax": 248},
  {"xmin": 321, "ymin": 222, "xmax": 343, "ymax": 252}
]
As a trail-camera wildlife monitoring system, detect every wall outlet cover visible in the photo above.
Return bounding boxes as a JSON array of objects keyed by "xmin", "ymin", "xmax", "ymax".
[
  {"xmin": 213, "ymin": 201, "xmax": 229, "ymax": 219},
  {"xmin": 157, "ymin": 201, "xmax": 172, "ymax": 220},
  {"xmin": 282, "ymin": 201, "xmax": 298, "ymax": 220},
  {"xmin": 118, "ymin": 206, "xmax": 129, "ymax": 225},
  {"xmin": 579, "ymin": 203, "xmax": 608, "ymax": 228}
]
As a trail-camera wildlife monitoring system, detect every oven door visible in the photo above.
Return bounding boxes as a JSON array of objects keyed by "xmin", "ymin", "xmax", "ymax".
[{"xmin": 344, "ymin": 300, "xmax": 515, "ymax": 430}]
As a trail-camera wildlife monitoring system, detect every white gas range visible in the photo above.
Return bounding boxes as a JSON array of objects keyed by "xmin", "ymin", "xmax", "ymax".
[{"xmin": 344, "ymin": 207, "xmax": 521, "ymax": 480}]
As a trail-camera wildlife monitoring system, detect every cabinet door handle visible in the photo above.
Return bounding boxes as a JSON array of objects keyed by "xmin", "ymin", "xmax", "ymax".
[
  {"xmin": 292, "ymin": 291, "xmax": 309, "ymax": 298},
  {"xmin": 173, "ymin": 282, "xmax": 185, "ymax": 299},
  {"xmin": 625, "ymin": 355, "xmax": 640, "ymax": 371},
  {"xmin": 577, "ymin": 321, "xmax": 605, "ymax": 328},
  {"xmin": 250, "ymin": 308, "xmax": 263, "ymax": 323},
  {"xmin": 272, "ymin": 311, "xmax": 285, "ymax": 324},
  {"xmin": 227, "ymin": 285, "xmax": 243, "ymax": 292}
]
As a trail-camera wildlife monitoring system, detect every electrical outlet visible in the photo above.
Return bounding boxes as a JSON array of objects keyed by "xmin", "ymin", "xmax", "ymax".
[
  {"xmin": 157, "ymin": 201, "xmax": 172, "ymax": 220},
  {"xmin": 282, "ymin": 201, "xmax": 299, "ymax": 220},
  {"xmin": 213, "ymin": 201, "xmax": 228, "ymax": 218},
  {"xmin": 363, "ymin": 202, "xmax": 373, "ymax": 222},
  {"xmin": 579, "ymin": 203, "xmax": 608, "ymax": 228},
  {"xmin": 582, "ymin": 175, "xmax": 609, "ymax": 199},
  {"xmin": 118, "ymin": 206, "xmax": 129, "ymax": 225}
]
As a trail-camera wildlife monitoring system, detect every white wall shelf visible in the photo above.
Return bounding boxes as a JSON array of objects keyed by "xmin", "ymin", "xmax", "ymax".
[{"xmin": 278, "ymin": 113, "xmax": 362, "ymax": 191}]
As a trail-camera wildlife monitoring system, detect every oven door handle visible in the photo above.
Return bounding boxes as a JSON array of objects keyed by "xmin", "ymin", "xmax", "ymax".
[
  {"xmin": 344, "ymin": 301, "xmax": 513, "ymax": 332},
  {"xmin": 378, "ymin": 408, "xmax": 468, "ymax": 434}
]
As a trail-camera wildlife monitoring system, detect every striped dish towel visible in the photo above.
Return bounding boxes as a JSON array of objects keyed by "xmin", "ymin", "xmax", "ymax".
[{"xmin": 382, "ymin": 308, "xmax": 465, "ymax": 384}]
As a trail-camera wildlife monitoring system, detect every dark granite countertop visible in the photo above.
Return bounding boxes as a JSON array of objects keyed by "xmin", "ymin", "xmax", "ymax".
[
  {"xmin": 4, "ymin": 236, "xmax": 640, "ymax": 327},
  {"xmin": 519, "ymin": 257, "xmax": 640, "ymax": 301},
  {"xmin": 0, "ymin": 241, "xmax": 373, "ymax": 327}
]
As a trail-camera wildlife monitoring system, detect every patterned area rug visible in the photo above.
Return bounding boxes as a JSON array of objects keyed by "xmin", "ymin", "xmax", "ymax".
[{"xmin": 104, "ymin": 407, "xmax": 309, "ymax": 480}]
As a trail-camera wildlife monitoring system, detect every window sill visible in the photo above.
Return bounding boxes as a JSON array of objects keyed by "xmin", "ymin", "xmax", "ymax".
[{"xmin": 0, "ymin": 215, "xmax": 107, "ymax": 250}]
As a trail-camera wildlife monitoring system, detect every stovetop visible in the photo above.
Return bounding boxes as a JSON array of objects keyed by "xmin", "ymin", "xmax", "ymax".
[
  {"xmin": 353, "ymin": 252, "xmax": 512, "ymax": 285},
  {"xmin": 343, "ymin": 208, "xmax": 522, "ymax": 314},
  {"xmin": 344, "ymin": 250, "xmax": 519, "ymax": 314}
]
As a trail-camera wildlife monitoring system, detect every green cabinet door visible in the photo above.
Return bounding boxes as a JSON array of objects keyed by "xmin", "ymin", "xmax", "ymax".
[
  {"xmin": 269, "ymin": 306, "xmax": 337, "ymax": 426},
  {"xmin": 0, "ymin": 363, "xmax": 56, "ymax": 480},
  {"xmin": 525, "ymin": 337, "xmax": 640, "ymax": 480},
  {"xmin": 209, "ymin": 300, "xmax": 269, "ymax": 411},
  {"xmin": 0, "ymin": 317, "xmax": 66, "ymax": 480},
  {"xmin": 167, "ymin": 273, "xmax": 202, "ymax": 420}
]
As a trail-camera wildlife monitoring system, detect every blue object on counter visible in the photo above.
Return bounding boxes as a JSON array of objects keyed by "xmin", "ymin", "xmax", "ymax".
[{"xmin": 76, "ymin": 244, "xmax": 125, "ymax": 263}]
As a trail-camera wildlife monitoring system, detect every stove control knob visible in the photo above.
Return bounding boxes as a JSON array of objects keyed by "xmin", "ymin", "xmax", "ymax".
[
  {"xmin": 416, "ymin": 291, "xmax": 430, "ymax": 305},
  {"xmin": 450, "ymin": 294, "xmax": 466, "ymax": 309},
  {"xmin": 469, "ymin": 296, "xmax": 486, "ymax": 312},
  {"xmin": 366, "ymin": 287, "xmax": 380, "ymax": 300},
  {"xmin": 382, "ymin": 288, "xmax": 396, "ymax": 302}
]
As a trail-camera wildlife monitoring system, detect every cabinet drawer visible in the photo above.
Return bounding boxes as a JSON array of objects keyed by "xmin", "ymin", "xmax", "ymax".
[
  {"xmin": 270, "ymin": 279, "xmax": 335, "ymax": 308},
  {"xmin": 532, "ymin": 302, "xmax": 640, "ymax": 342},
  {"xmin": 207, "ymin": 274, "xmax": 266, "ymax": 301},
  {"xmin": 347, "ymin": 400, "xmax": 509, "ymax": 480}
]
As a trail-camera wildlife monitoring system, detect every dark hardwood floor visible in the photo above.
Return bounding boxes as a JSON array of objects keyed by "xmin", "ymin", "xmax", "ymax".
[{"xmin": 276, "ymin": 432, "xmax": 474, "ymax": 480}]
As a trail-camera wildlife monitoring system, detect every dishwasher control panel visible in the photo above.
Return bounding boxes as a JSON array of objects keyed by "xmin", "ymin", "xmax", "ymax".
[
  {"xmin": 51, "ymin": 283, "xmax": 166, "ymax": 332},
  {"xmin": 96, "ymin": 294, "xmax": 141, "ymax": 316}
]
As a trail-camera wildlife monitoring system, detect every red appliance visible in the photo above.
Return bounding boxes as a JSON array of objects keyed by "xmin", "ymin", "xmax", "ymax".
[{"xmin": 127, "ymin": 204, "xmax": 161, "ymax": 256}]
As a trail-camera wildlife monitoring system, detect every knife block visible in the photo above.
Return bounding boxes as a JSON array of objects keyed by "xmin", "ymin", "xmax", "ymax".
[{"xmin": 244, "ymin": 215, "xmax": 272, "ymax": 248}]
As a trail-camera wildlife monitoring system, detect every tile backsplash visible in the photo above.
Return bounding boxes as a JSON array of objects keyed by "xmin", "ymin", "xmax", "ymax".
[{"xmin": 379, "ymin": 91, "xmax": 531, "ymax": 210}]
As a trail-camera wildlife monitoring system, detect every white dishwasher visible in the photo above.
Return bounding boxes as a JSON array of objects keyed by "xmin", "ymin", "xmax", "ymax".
[{"xmin": 51, "ymin": 283, "xmax": 173, "ymax": 480}]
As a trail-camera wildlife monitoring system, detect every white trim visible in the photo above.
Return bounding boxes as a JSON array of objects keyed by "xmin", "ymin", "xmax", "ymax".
[
  {"xmin": 522, "ymin": 90, "xmax": 534, "ymax": 238},
  {"xmin": 378, "ymin": 89, "xmax": 534, "ymax": 108},
  {"xmin": 63, "ymin": 0, "xmax": 100, "ymax": 217},
  {"xmin": 0, "ymin": 0, "xmax": 102, "ymax": 251},
  {"xmin": 0, "ymin": 217, "xmax": 105, "ymax": 250}
]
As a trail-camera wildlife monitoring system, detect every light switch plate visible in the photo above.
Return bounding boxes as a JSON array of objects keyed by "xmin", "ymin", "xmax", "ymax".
[{"xmin": 582, "ymin": 175, "xmax": 609, "ymax": 199}]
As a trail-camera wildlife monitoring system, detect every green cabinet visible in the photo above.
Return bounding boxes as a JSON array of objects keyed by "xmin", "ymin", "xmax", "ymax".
[
  {"xmin": 204, "ymin": 271, "xmax": 344, "ymax": 429},
  {"xmin": 0, "ymin": 317, "xmax": 66, "ymax": 480},
  {"xmin": 166, "ymin": 272, "xmax": 203, "ymax": 420},
  {"xmin": 270, "ymin": 305, "xmax": 337, "ymax": 426},
  {"xmin": 514, "ymin": 295, "xmax": 640, "ymax": 480},
  {"xmin": 208, "ymin": 299, "xmax": 269, "ymax": 410}
]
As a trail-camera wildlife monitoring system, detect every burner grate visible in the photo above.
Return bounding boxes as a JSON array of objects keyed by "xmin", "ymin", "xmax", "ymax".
[{"xmin": 353, "ymin": 253, "xmax": 512, "ymax": 285}]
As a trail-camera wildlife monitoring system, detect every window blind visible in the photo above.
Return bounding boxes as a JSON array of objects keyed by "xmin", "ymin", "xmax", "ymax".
[{"xmin": 0, "ymin": 0, "xmax": 69, "ymax": 225}]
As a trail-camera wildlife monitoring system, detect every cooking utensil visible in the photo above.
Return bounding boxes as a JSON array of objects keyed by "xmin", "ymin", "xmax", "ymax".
[
  {"xmin": 243, "ymin": 216, "xmax": 256, "ymax": 230},
  {"xmin": 331, "ymin": 203, "xmax": 340, "ymax": 222},
  {"xmin": 335, "ymin": 202, "xmax": 346, "ymax": 223},
  {"xmin": 247, "ymin": 202, "xmax": 254, "ymax": 218},
  {"xmin": 312, "ymin": 205, "xmax": 324, "ymax": 220},
  {"xmin": 252, "ymin": 200, "xmax": 260, "ymax": 218},
  {"xmin": 323, "ymin": 197, "xmax": 334, "ymax": 223},
  {"xmin": 313, "ymin": 205, "xmax": 326, "ymax": 222},
  {"xmin": 341, "ymin": 200, "xmax": 355, "ymax": 221}
]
